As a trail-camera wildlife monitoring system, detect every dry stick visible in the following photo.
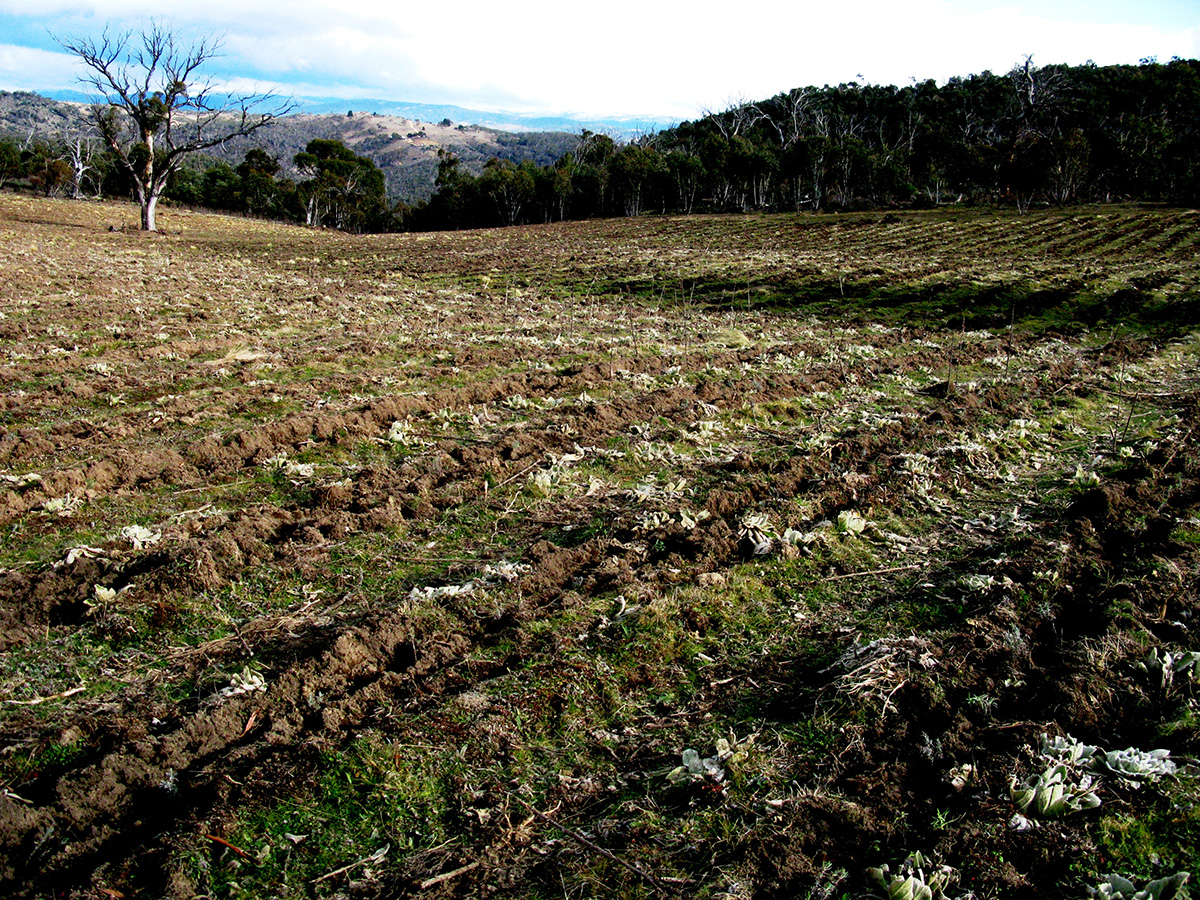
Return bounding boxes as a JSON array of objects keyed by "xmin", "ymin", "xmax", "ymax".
[
  {"xmin": 400, "ymin": 556, "xmax": 480, "ymax": 563},
  {"xmin": 981, "ymin": 720, "xmax": 1042, "ymax": 731},
  {"xmin": 227, "ymin": 617, "xmax": 254, "ymax": 657},
  {"xmin": 511, "ymin": 796, "xmax": 682, "ymax": 896},
  {"xmin": 820, "ymin": 563, "xmax": 922, "ymax": 583},
  {"xmin": 202, "ymin": 834, "xmax": 258, "ymax": 864},
  {"xmin": 175, "ymin": 480, "xmax": 252, "ymax": 495},
  {"xmin": 1097, "ymin": 388, "xmax": 1179, "ymax": 401},
  {"xmin": 879, "ymin": 678, "xmax": 908, "ymax": 720},
  {"xmin": 419, "ymin": 860, "xmax": 480, "ymax": 891},
  {"xmin": 1, "ymin": 788, "xmax": 32, "ymax": 805},
  {"xmin": 3, "ymin": 685, "xmax": 88, "ymax": 706},
  {"xmin": 492, "ymin": 460, "xmax": 541, "ymax": 491},
  {"xmin": 312, "ymin": 846, "xmax": 389, "ymax": 884}
]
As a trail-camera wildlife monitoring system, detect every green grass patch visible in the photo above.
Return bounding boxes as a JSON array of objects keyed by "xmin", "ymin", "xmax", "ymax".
[{"xmin": 189, "ymin": 733, "xmax": 468, "ymax": 898}]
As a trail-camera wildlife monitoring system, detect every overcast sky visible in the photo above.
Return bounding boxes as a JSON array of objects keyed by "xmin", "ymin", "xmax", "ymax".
[{"xmin": 0, "ymin": 0, "xmax": 1196, "ymax": 122}]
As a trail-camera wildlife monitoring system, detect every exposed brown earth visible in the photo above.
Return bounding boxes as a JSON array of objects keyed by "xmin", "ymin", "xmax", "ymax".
[{"xmin": 1, "ymin": 194, "xmax": 1199, "ymax": 899}]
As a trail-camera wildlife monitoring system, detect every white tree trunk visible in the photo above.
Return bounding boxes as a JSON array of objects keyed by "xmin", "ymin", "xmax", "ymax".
[{"xmin": 143, "ymin": 190, "xmax": 160, "ymax": 231}]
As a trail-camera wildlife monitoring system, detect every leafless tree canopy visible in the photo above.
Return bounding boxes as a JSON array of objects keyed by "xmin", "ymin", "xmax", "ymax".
[{"xmin": 57, "ymin": 23, "xmax": 295, "ymax": 230}]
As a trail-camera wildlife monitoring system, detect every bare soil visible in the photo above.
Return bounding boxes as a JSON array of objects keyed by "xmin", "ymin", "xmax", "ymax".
[{"xmin": 1, "ymin": 195, "xmax": 1199, "ymax": 899}]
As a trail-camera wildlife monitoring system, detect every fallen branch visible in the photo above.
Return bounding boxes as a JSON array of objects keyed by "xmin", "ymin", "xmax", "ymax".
[
  {"xmin": 511, "ymin": 795, "xmax": 682, "ymax": 895},
  {"xmin": 313, "ymin": 844, "xmax": 389, "ymax": 884},
  {"xmin": 202, "ymin": 833, "xmax": 258, "ymax": 864},
  {"xmin": 821, "ymin": 564, "xmax": 921, "ymax": 582},
  {"xmin": 4, "ymin": 685, "xmax": 87, "ymax": 706},
  {"xmin": 419, "ymin": 860, "xmax": 480, "ymax": 890}
]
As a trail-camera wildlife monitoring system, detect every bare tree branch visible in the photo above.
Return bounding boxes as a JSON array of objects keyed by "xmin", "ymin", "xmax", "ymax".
[{"xmin": 56, "ymin": 22, "xmax": 296, "ymax": 230}]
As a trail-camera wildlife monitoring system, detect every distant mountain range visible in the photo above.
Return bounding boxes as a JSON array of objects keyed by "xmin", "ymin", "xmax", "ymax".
[
  {"xmin": 0, "ymin": 90, "xmax": 675, "ymax": 203},
  {"xmin": 39, "ymin": 87, "xmax": 676, "ymax": 137}
]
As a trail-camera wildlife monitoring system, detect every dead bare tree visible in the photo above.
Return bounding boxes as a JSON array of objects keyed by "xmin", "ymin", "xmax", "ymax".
[
  {"xmin": 769, "ymin": 87, "xmax": 818, "ymax": 150},
  {"xmin": 57, "ymin": 23, "xmax": 294, "ymax": 231},
  {"xmin": 64, "ymin": 134, "xmax": 100, "ymax": 199},
  {"xmin": 704, "ymin": 95, "xmax": 769, "ymax": 139}
]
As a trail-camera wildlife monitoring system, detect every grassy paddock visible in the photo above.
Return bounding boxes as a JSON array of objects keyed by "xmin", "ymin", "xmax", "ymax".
[{"xmin": 1, "ymin": 195, "xmax": 1199, "ymax": 899}]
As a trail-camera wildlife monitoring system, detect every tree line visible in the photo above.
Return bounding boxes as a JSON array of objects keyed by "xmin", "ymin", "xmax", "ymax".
[
  {"xmin": 4, "ymin": 57, "xmax": 1197, "ymax": 231},
  {"xmin": 0, "ymin": 134, "xmax": 400, "ymax": 232},
  {"xmin": 423, "ymin": 58, "xmax": 1200, "ymax": 227}
]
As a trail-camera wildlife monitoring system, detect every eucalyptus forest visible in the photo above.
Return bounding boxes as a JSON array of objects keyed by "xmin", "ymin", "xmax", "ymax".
[
  {"xmin": 419, "ymin": 58, "xmax": 1200, "ymax": 227},
  {"xmin": 2, "ymin": 58, "xmax": 1199, "ymax": 232}
]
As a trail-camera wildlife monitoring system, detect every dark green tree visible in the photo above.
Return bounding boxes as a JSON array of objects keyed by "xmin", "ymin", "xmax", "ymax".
[
  {"xmin": 237, "ymin": 149, "xmax": 282, "ymax": 216},
  {"xmin": 609, "ymin": 144, "xmax": 667, "ymax": 216},
  {"xmin": 535, "ymin": 161, "xmax": 573, "ymax": 222},
  {"xmin": 666, "ymin": 150, "xmax": 705, "ymax": 214},
  {"xmin": 0, "ymin": 139, "xmax": 21, "ymax": 187},
  {"xmin": 295, "ymin": 139, "xmax": 387, "ymax": 231},
  {"xmin": 479, "ymin": 158, "xmax": 537, "ymax": 225},
  {"xmin": 23, "ymin": 143, "xmax": 73, "ymax": 197},
  {"xmin": 201, "ymin": 162, "xmax": 242, "ymax": 211},
  {"xmin": 420, "ymin": 150, "xmax": 481, "ymax": 229}
]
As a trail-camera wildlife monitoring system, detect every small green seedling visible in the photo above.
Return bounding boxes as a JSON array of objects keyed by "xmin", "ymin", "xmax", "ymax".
[
  {"xmin": 1138, "ymin": 648, "xmax": 1200, "ymax": 692},
  {"xmin": 1087, "ymin": 872, "xmax": 1190, "ymax": 900},
  {"xmin": 867, "ymin": 851, "xmax": 954, "ymax": 900},
  {"xmin": 667, "ymin": 734, "xmax": 755, "ymax": 785},
  {"xmin": 1009, "ymin": 763, "xmax": 1101, "ymax": 818}
]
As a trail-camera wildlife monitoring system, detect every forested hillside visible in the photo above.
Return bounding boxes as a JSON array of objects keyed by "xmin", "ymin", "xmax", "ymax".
[
  {"xmin": 423, "ymin": 58, "xmax": 1200, "ymax": 228},
  {"xmin": 0, "ymin": 91, "xmax": 577, "ymax": 208},
  {"xmin": 3, "ymin": 58, "xmax": 1198, "ymax": 232}
]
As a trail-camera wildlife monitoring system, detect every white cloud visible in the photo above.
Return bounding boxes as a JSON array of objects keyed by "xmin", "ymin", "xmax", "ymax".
[
  {"xmin": 0, "ymin": 44, "xmax": 85, "ymax": 92},
  {"xmin": 1, "ymin": 0, "xmax": 1195, "ymax": 118}
]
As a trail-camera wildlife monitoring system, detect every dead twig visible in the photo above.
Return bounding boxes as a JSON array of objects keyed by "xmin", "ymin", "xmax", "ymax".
[
  {"xmin": 202, "ymin": 833, "xmax": 259, "ymax": 864},
  {"xmin": 174, "ymin": 480, "xmax": 252, "ymax": 495},
  {"xmin": 419, "ymin": 860, "xmax": 480, "ymax": 890},
  {"xmin": 1096, "ymin": 387, "xmax": 1180, "ymax": 401},
  {"xmin": 821, "ymin": 564, "xmax": 921, "ymax": 582},
  {"xmin": 511, "ymin": 795, "xmax": 682, "ymax": 895},
  {"xmin": 313, "ymin": 844, "xmax": 389, "ymax": 884},
  {"xmin": 747, "ymin": 426, "xmax": 801, "ymax": 445},
  {"xmin": 4, "ymin": 685, "xmax": 87, "ymax": 706},
  {"xmin": 491, "ymin": 460, "xmax": 541, "ymax": 491},
  {"xmin": 981, "ymin": 720, "xmax": 1042, "ymax": 731}
]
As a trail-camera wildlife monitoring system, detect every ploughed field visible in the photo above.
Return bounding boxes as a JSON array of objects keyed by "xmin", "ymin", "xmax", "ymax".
[{"xmin": 2, "ymin": 194, "xmax": 1200, "ymax": 899}]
